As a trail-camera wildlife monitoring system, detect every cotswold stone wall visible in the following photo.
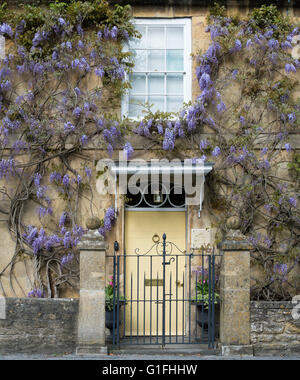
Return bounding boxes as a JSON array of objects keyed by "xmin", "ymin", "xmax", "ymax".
[
  {"xmin": 0, "ymin": 298, "xmax": 79, "ymax": 355},
  {"xmin": 251, "ymin": 301, "xmax": 300, "ymax": 355}
]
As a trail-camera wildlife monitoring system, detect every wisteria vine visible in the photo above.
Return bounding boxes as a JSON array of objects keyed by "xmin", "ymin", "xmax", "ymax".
[{"xmin": 0, "ymin": 2, "xmax": 299, "ymax": 300}]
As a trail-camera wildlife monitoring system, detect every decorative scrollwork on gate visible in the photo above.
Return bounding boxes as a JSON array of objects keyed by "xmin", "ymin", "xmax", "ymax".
[{"xmin": 133, "ymin": 237, "xmax": 194, "ymax": 256}]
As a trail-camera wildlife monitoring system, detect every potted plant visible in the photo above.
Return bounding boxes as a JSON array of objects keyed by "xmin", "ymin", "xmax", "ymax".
[
  {"xmin": 191, "ymin": 269, "xmax": 220, "ymax": 338},
  {"xmin": 105, "ymin": 276, "xmax": 126, "ymax": 331}
]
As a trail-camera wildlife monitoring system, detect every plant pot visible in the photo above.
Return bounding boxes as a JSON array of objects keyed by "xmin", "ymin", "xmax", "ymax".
[
  {"xmin": 193, "ymin": 301, "xmax": 220, "ymax": 339},
  {"xmin": 105, "ymin": 308, "xmax": 122, "ymax": 330},
  {"xmin": 105, "ymin": 301, "xmax": 126, "ymax": 330}
]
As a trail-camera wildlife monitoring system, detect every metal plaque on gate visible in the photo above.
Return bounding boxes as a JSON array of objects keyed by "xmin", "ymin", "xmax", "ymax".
[{"xmin": 145, "ymin": 279, "xmax": 163, "ymax": 286}]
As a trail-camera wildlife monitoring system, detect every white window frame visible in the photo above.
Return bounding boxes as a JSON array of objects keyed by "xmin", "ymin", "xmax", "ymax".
[{"xmin": 122, "ymin": 18, "xmax": 192, "ymax": 120}]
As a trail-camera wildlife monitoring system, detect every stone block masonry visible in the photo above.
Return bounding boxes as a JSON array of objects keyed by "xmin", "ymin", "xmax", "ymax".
[
  {"xmin": 251, "ymin": 301, "xmax": 300, "ymax": 356},
  {"xmin": 0, "ymin": 298, "xmax": 79, "ymax": 355}
]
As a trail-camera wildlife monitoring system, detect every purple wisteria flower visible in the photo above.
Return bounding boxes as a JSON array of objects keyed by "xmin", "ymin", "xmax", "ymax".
[
  {"xmin": 84, "ymin": 167, "xmax": 92, "ymax": 180},
  {"xmin": 50, "ymin": 171, "xmax": 62, "ymax": 184},
  {"xmin": 260, "ymin": 159, "xmax": 270, "ymax": 170},
  {"xmin": 80, "ymin": 134, "xmax": 88, "ymax": 145},
  {"xmin": 157, "ymin": 124, "xmax": 164, "ymax": 135},
  {"xmin": 98, "ymin": 207, "xmax": 116, "ymax": 237},
  {"xmin": 27, "ymin": 288, "xmax": 44, "ymax": 298},
  {"xmin": 0, "ymin": 23, "xmax": 13, "ymax": 38},
  {"xmin": 260, "ymin": 147, "xmax": 268, "ymax": 156},
  {"xmin": 284, "ymin": 143, "xmax": 292, "ymax": 153},
  {"xmin": 264, "ymin": 29, "xmax": 273, "ymax": 38},
  {"xmin": 268, "ymin": 39, "xmax": 279, "ymax": 50},
  {"xmin": 288, "ymin": 113, "xmax": 296, "ymax": 124},
  {"xmin": 62, "ymin": 174, "xmax": 70, "ymax": 187},
  {"xmin": 95, "ymin": 66, "xmax": 105, "ymax": 77},
  {"xmin": 199, "ymin": 139, "xmax": 209, "ymax": 150},
  {"xmin": 240, "ymin": 116, "xmax": 246, "ymax": 126},
  {"xmin": 163, "ymin": 128, "xmax": 175, "ymax": 151},
  {"xmin": 232, "ymin": 69, "xmax": 238, "ymax": 78},
  {"xmin": 234, "ymin": 39, "xmax": 242, "ymax": 51},
  {"xmin": 64, "ymin": 122, "xmax": 75, "ymax": 134},
  {"xmin": 217, "ymin": 101, "xmax": 226, "ymax": 113},
  {"xmin": 123, "ymin": 142, "xmax": 134, "ymax": 159},
  {"xmin": 73, "ymin": 107, "xmax": 81, "ymax": 118},
  {"xmin": 111, "ymin": 26, "xmax": 119, "ymax": 39},
  {"xmin": 246, "ymin": 39, "xmax": 253, "ymax": 49},
  {"xmin": 58, "ymin": 18, "xmax": 66, "ymax": 26},
  {"xmin": 199, "ymin": 73, "xmax": 212, "ymax": 91},
  {"xmin": 36, "ymin": 186, "xmax": 46, "ymax": 199},
  {"xmin": 59, "ymin": 212, "xmax": 68, "ymax": 228},
  {"xmin": 212, "ymin": 146, "xmax": 221, "ymax": 157},
  {"xmin": 33, "ymin": 173, "xmax": 42, "ymax": 186},
  {"xmin": 285, "ymin": 63, "xmax": 297, "ymax": 74},
  {"xmin": 61, "ymin": 253, "xmax": 74, "ymax": 268},
  {"xmin": 272, "ymin": 263, "xmax": 288, "ymax": 282},
  {"xmin": 77, "ymin": 40, "xmax": 84, "ymax": 49},
  {"xmin": 289, "ymin": 197, "xmax": 297, "ymax": 208},
  {"xmin": 281, "ymin": 41, "xmax": 293, "ymax": 50}
]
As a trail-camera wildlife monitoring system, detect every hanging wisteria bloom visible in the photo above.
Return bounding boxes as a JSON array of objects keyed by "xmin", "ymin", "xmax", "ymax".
[
  {"xmin": 61, "ymin": 253, "xmax": 74, "ymax": 268},
  {"xmin": 163, "ymin": 128, "xmax": 175, "ymax": 151},
  {"xmin": 80, "ymin": 134, "xmax": 88, "ymax": 145},
  {"xmin": 217, "ymin": 101, "xmax": 226, "ymax": 113},
  {"xmin": 123, "ymin": 142, "xmax": 134, "ymax": 159},
  {"xmin": 289, "ymin": 197, "xmax": 297, "ymax": 208},
  {"xmin": 285, "ymin": 63, "xmax": 297, "ymax": 73},
  {"xmin": 27, "ymin": 288, "xmax": 44, "ymax": 298},
  {"xmin": 99, "ymin": 207, "xmax": 116, "ymax": 237},
  {"xmin": 212, "ymin": 146, "xmax": 221, "ymax": 157},
  {"xmin": 284, "ymin": 143, "xmax": 292, "ymax": 153},
  {"xmin": 288, "ymin": 113, "xmax": 296, "ymax": 124}
]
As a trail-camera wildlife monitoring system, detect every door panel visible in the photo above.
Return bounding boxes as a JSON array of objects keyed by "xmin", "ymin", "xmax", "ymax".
[{"xmin": 124, "ymin": 211, "xmax": 186, "ymax": 337}]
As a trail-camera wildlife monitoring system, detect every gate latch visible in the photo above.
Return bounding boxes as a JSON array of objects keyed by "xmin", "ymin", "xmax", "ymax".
[{"xmin": 162, "ymin": 257, "xmax": 175, "ymax": 266}]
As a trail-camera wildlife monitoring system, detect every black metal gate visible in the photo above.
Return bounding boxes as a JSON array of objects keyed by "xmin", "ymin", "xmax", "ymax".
[{"xmin": 108, "ymin": 234, "xmax": 222, "ymax": 349}]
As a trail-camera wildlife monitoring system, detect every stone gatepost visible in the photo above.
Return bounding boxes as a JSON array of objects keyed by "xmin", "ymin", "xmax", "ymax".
[
  {"xmin": 76, "ymin": 228, "xmax": 108, "ymax": 355},
  {"xmin": 218, "ymin": 217, "xmax": 253, "ymax": 356}
]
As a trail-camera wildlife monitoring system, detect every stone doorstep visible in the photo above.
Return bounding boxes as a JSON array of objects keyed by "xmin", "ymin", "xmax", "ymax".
[
  {"xmin": 221, "ymin": 345, "xmax": 254, "ymax": 357},
  {"xmin": 76, "ymin": 345, "xmax": 108, "ymax": 356},
  {"xmin": 109, "ymin": 344, "xmax": 221, "ymax": 356}
]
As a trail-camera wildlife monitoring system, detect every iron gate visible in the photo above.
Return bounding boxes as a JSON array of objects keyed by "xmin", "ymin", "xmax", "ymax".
[{"xmin": 108, "ymin": 234, "xmax": 222, "ymax": 349}]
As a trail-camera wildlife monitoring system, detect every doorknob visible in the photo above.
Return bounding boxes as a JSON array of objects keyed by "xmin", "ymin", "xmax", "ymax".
[
  {"xmin": 176, "ymin": 281, "xmax": 184, "ymax": 287},
  {"xmin": 152, "ymin": 233, "xmax": 160, "ymax": 243}
]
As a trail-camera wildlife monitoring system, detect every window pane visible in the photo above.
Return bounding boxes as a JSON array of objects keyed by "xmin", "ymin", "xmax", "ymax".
[
  {"xmin": 129, "ymin": 96, "xmax": 145, "ymax": 117},
  {"xmin": 148, "ymin": 50, "xmax": 164, "ymax": 71},
  {"xmin": 132, "ymin": 50, "xmax": 147, "ymax": 71},
  {"xmin": 167, "ymin": 74, "xmax": 183, "ymax": 94},
  {"xmin": 131, "ymin": 26, "xmax": 146, "ymax": 49},
  {"xmin": 148, "ymin": 74, "xmax": 164, "ymax": 94},
  {"xmin": 166, "ymin": 50, "xmax": 184, "ymax": 71},
  {"xmin": 148, "ymin": 27, "xmax": 165, "ymax": 49},
  {"xmin": 131, "ymin": 74, "xmax": 146, "ymax": 94},
  {"xmin": 166, "ymin": 96, "xmax": 183, "ymax": 113},
  {"xmin": 166, "ymin": 27, "xmax": 184, "ymax": 49},
  {"xmin": 148, "ymin": 96, "xmax": 164, "ymax": 113}
]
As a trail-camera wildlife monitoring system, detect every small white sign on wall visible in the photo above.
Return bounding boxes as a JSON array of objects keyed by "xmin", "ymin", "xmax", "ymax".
[
  {"xmin": 0, "ymin": 296, "xmax": 6, "ymax": 319},
  {"xmin": 0, "ymin": 36, "xmax": 5, "ymax": 59},
  {"xmin": 191, "ymin": 228, "xmax": 211, "ymax": 249},
  {"xmin": 292, "ymin": 35, "xmax": 300, "ymax": 60}
]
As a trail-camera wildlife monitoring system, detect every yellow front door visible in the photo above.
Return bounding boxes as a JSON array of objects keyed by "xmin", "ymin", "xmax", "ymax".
[{"xmin": 124, "ymin": 211, "xmax": 186, "ymax": 337}]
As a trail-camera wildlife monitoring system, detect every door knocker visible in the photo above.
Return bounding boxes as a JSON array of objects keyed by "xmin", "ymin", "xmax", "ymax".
[{"xmin": 152, "ymin": 233, "xmax": 160, "ymax": 243}]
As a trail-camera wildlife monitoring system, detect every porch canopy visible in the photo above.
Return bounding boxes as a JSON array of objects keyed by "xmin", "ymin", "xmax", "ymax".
[
  {"xmin": 110, "ymin": 160, "xmax": 214, "ymax": 176},
  {"xmin": 109, "ymin": 160, "xmax": 214, "ymax": 217}
]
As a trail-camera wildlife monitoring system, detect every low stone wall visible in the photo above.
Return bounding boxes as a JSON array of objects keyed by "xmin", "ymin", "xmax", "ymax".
[
  {"xmin": 251, "ymin": 301, "xmax": 300, "ymax": 356},
  {"xmin": 0, "ymin": 298, "xmax": 79, "ymax": 355}
]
